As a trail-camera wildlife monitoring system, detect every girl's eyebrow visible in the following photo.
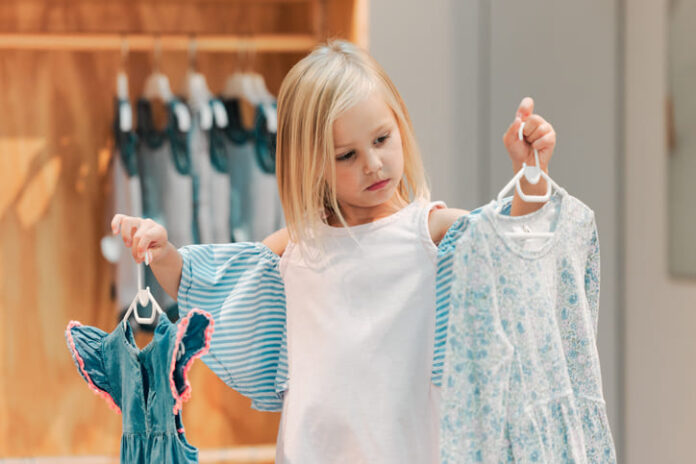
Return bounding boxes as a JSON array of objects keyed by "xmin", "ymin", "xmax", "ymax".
[{"xmin": 334, "ymin": 120, "xmax": 392, "ymax": 150}]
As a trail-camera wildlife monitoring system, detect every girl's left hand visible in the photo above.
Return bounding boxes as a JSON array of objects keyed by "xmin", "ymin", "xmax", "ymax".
[{"xmin": 502, "ymin": 97, "xmax": 556, "ymax": 172}]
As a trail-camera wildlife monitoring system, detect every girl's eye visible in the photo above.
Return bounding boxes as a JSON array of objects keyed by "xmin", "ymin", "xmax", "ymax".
[
  {"xmin": 375, "ymin": 134, "xmax": 390, "ymax": 145},
  {"xmin": 337, "ymin": 150, "xmax": 355, "ymax": 161}
]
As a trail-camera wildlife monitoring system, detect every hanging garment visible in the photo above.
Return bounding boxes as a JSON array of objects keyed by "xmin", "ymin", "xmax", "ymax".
[
  {"xmin": 439, "ymin": 189, "xmax": 617, "ymax": 464},
  {"xmin": 111, "ymin": 97, "xmax": 142, "ymax": 314},
  {"xmin": 136, "ymin": 98, "xmax": 194, "ymax": 314},
  {"xmin": 189, "ymin": 98, "xmax": 232, "ymax": 244},
  {"xmin": 65, "ymin": 309, "xmax": 214, "ymax": 463},
  {"xmin": 222, "ymin": 98, "xmax": 284, "ymax": 242}
]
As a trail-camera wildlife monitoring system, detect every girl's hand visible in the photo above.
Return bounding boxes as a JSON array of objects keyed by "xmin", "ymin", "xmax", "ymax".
[
  {"xmin": 502, "ymin": 97, "xmax": 556, "ymax": 172},
  {"xmin": 110, "ymin": 214, "xmax": 169, "ymax": 265}
]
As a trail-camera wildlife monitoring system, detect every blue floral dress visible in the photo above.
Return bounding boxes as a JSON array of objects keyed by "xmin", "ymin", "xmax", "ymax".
[
  {"xmin": 65, "ymin": 309, "xmax": 214, "ymax": 463},
  {"xmin": 439, "ymin": 189, "xmax": 617, "ymax": 463}
]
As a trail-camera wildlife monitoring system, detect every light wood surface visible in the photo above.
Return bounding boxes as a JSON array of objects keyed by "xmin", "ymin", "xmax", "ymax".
[{"xmin": 0, "ymin": 0, "xmax": 366, "ymax": 458}]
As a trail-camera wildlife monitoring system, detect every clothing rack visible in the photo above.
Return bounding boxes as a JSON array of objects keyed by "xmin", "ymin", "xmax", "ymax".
[{"xmin": 0, "ymin": 33, "xmax": 318, "ymax": 52}]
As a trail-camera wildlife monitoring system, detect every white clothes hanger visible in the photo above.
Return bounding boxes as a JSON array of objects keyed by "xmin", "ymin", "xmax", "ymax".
[
  {"xmin": 143, "ymin": 36, "xmax": 174, "ymax": 103},
  {"xmin": 116, "ymin": 37, "xmax": 132, "ymax": 132},
  {"xmin": 222, "ymin": 40, "xmax": 260, "ymax": 104},
  {"xmin": 183, "ymin": 37, "xmax": 214, "ymax": 130},
  {"xmin": 495, "ymin": 121, "xmax": 564, "ymax": 238},
  {"xmin": 121, "ymin": 252, "xmax": 165, "ymax": 329}
]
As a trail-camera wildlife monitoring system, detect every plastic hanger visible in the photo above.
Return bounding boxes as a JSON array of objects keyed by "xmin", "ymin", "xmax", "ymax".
[
  {"xmin": 143, "ymin": 36, "xmax": 174, "ymax": 103},
  {"xmin": 222, "ymin": 39, "xmax": 260, "ymax": 104},
  {"xmin": 184, "ymin": 36, "xmax": 214, "ymax": 130},
  {"xmin": 495, "ymin": 121, "xmax": 564, "ymax": 238},
  {"xmin": 121, "ymin": 252, "xmax": 165, "ymax": 329},
  {"xmin": 116, "ymin": 36, "xmax": 132, "ymax": 132}
]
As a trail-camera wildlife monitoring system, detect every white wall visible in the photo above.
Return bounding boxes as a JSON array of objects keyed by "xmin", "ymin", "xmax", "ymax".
[
  {"xmin": 625, "ymin": 0, "xmax": 696, "ymax": 462},
  {"xmin": 370, "ymin": 0, "xmax": 624, "ymax": 459}
]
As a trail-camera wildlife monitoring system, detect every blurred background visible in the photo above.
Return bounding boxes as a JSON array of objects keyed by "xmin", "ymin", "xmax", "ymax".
[{"xmin": 0, "ymin": 0, "xmax": 693, "ymax": 462}]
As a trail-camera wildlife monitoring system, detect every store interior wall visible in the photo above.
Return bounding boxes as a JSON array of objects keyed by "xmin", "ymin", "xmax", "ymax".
[{"xmin": 370, "ymin": 0, "xmax": 624, "ymax": 459}]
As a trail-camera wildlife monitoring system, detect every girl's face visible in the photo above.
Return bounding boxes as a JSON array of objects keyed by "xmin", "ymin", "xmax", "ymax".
[{"xmin": 330, "ymin": 91, "xmax": 404, "ymax": 220}]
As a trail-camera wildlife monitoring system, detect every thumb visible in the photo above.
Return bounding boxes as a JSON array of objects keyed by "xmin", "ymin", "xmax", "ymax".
[{"xmin": 517, "ymin": 97, "xmax": 534, "ymax": 121}]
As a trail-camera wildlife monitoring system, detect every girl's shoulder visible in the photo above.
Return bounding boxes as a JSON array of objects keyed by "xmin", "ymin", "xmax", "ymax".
[
  {"xmin": 428, "ymin": 205, "xmax": 470, "ymax": 246},
  {"xmin": 262, "ymin": 228, "xmax": 290, "ymax": 257}
]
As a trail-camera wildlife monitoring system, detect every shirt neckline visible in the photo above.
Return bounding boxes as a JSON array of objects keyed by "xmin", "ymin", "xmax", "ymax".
[
  {"xmin": 317, "ymin": 200, "xmax": 421, "ymax": 235},
  {"xmin": 482, "ymin": 187, "xmax": 569, "ymax": 260}
]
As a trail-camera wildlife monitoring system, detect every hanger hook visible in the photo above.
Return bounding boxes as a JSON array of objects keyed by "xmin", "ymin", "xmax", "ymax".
[
  {"xmin": 120, "ymin": 34, "xmax": 128, "ymax": 71},
  {"xmin": 518, "ymin": 121, "xmax": 542, "ymax": 184},
  {"xmin": 188, "ymin": 34, "xmax": 197, "ymax": 72},
  {"xmin": 153, "ymin": 34, "xmax": 162, "ymax": 73}
]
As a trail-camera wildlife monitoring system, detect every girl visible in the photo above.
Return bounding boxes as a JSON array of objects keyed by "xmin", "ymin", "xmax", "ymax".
[{"xmin": 112, "ymin": 40, "xmax": 556, "ymax": 463}]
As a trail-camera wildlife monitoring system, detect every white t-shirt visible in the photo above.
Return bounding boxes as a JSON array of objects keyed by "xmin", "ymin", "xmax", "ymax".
[{"xmin": 277, "ymin": 199, "xmax": 446, "ymax": 464}]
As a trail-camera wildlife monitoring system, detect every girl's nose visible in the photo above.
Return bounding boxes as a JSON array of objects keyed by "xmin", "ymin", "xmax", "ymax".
[{"xmin": 363, "ymin": 150, "xmax": 383, "ymax": 175}]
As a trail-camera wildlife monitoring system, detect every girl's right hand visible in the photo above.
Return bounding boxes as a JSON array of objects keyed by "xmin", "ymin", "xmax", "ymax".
[{"xmin": 110, "ymin": 214, "xmax": 169, "ymax": 265}]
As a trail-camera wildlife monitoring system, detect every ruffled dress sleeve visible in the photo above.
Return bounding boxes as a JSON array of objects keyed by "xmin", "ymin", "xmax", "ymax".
[
  {"xmin": 177, "ymin": 242, "xmax": 287, "ymax": 411},
  {"xmin": 169, "ymin": 309, "xmax": 215, "ymax": 415},
  {"xmin": 65, "ymin": 322, "xmax": 121, "ymax": 413}
]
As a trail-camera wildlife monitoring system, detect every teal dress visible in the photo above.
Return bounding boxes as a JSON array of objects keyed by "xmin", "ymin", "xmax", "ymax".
[{"xmin": 65, "ymin": 309, "xmax": 214, "ymax": 463}]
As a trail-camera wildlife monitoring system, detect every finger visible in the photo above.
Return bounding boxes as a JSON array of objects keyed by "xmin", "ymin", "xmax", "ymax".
[
  {"xmin": 111, "ymin": 214, "xmax": 126, "ymax": 234},
  {"xmin": 503, "ymin": 116, "xmax": 523, "ymax": 147},
  {"xmin": 120, "ymin": 217, "xmax": 141, "ymax": 248},
  {"xmin": 520, "ymin": 115, "xmax": 545, "ymax": 141},
  {"xmin": 140, "ymin": 230, "xmax": 161, "ymax": 265},
  {"xmin": 531, "ymin": 131, "xmax": 556, "ymax": 153},
  {"xmin": 133, "ymin": 223, "xmax": 158, "ymax": 263},
  {"xmin": 526, "ymin": 120, "xmax": 553, "ymax": 145},
  {"xmin": 131, "ymin": 220, "xmax": 154, "ymax": 263},
  {"xmin": 517, "ymin": 97, "xmax": 535, "ymax": 121}
]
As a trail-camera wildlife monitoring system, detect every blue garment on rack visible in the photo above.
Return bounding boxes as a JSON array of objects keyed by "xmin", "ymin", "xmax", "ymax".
[
  {"xmin": 221, "ymin": 98, "xmax": 283, "ymax": 242},
  {"xmin": 65, "ymin": 310, "xmax": 214, "ymax": 463}
]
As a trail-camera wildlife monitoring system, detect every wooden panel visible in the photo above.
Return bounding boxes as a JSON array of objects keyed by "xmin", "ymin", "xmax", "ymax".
[{"xmin": 0, "ymin": 0, "xmax": 363, "ymax": 458}]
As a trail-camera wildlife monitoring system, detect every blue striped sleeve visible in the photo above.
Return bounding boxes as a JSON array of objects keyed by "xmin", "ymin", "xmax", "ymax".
[
  {"xmin": 177, "ymin": 242, "xmax": 288, "ymax": 411},
  {"xmin": 432, "ymin": 197, "xmax": 512, "ymax": 386}
]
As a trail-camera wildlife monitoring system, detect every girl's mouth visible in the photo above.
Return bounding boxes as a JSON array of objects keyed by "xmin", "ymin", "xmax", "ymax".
[{"xmin": 367, "ymin": 179, "xmax": 389, "ymax": 191}]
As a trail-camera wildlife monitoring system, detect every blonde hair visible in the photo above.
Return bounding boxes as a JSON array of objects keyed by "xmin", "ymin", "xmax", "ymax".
[{"xmin": 276, "ymin": 39, "xmax": 431, "ymax": 250}]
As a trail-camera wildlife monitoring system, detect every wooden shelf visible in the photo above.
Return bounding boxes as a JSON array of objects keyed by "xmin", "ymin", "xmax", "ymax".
[{"xmin": 0, "ymin": 33, "xmax": 318, "ymax": 52}]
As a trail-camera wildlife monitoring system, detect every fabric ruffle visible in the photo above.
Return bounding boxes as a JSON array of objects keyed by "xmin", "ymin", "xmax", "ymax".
[
  {"xmin": 169, "ymin": 308, "xmax": 215, "ymax": 414},
  {"xmin": 507, "ymin": 395, "xmax": 616, "ymax": 464},
  {"xmin": 65, "ymin": 321, "xmax": 121, "ymax": 413}
]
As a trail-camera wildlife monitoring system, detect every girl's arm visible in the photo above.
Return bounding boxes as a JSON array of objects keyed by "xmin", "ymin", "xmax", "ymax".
[
  {"xmin": 429, "ymin": 207, "xmax": 470, "ymax": 246},
  {"xmin": 262, "ymin": 227, "xmax": 289, "ymax": 257}
]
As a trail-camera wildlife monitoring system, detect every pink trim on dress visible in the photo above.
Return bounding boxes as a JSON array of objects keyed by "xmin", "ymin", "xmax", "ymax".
[
  {"xmin": 169, "ymin": 309, "xmax": 215, "ymax": 414},
  {"xmin": 65, "ymin": 321, "xmax": 121, "ymax": 414}
]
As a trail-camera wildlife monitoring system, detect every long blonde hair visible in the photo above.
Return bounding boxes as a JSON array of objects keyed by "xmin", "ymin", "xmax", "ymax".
[{"xmin": 276, "ymin": 39, "xmax": 431, "ymax": 249}]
